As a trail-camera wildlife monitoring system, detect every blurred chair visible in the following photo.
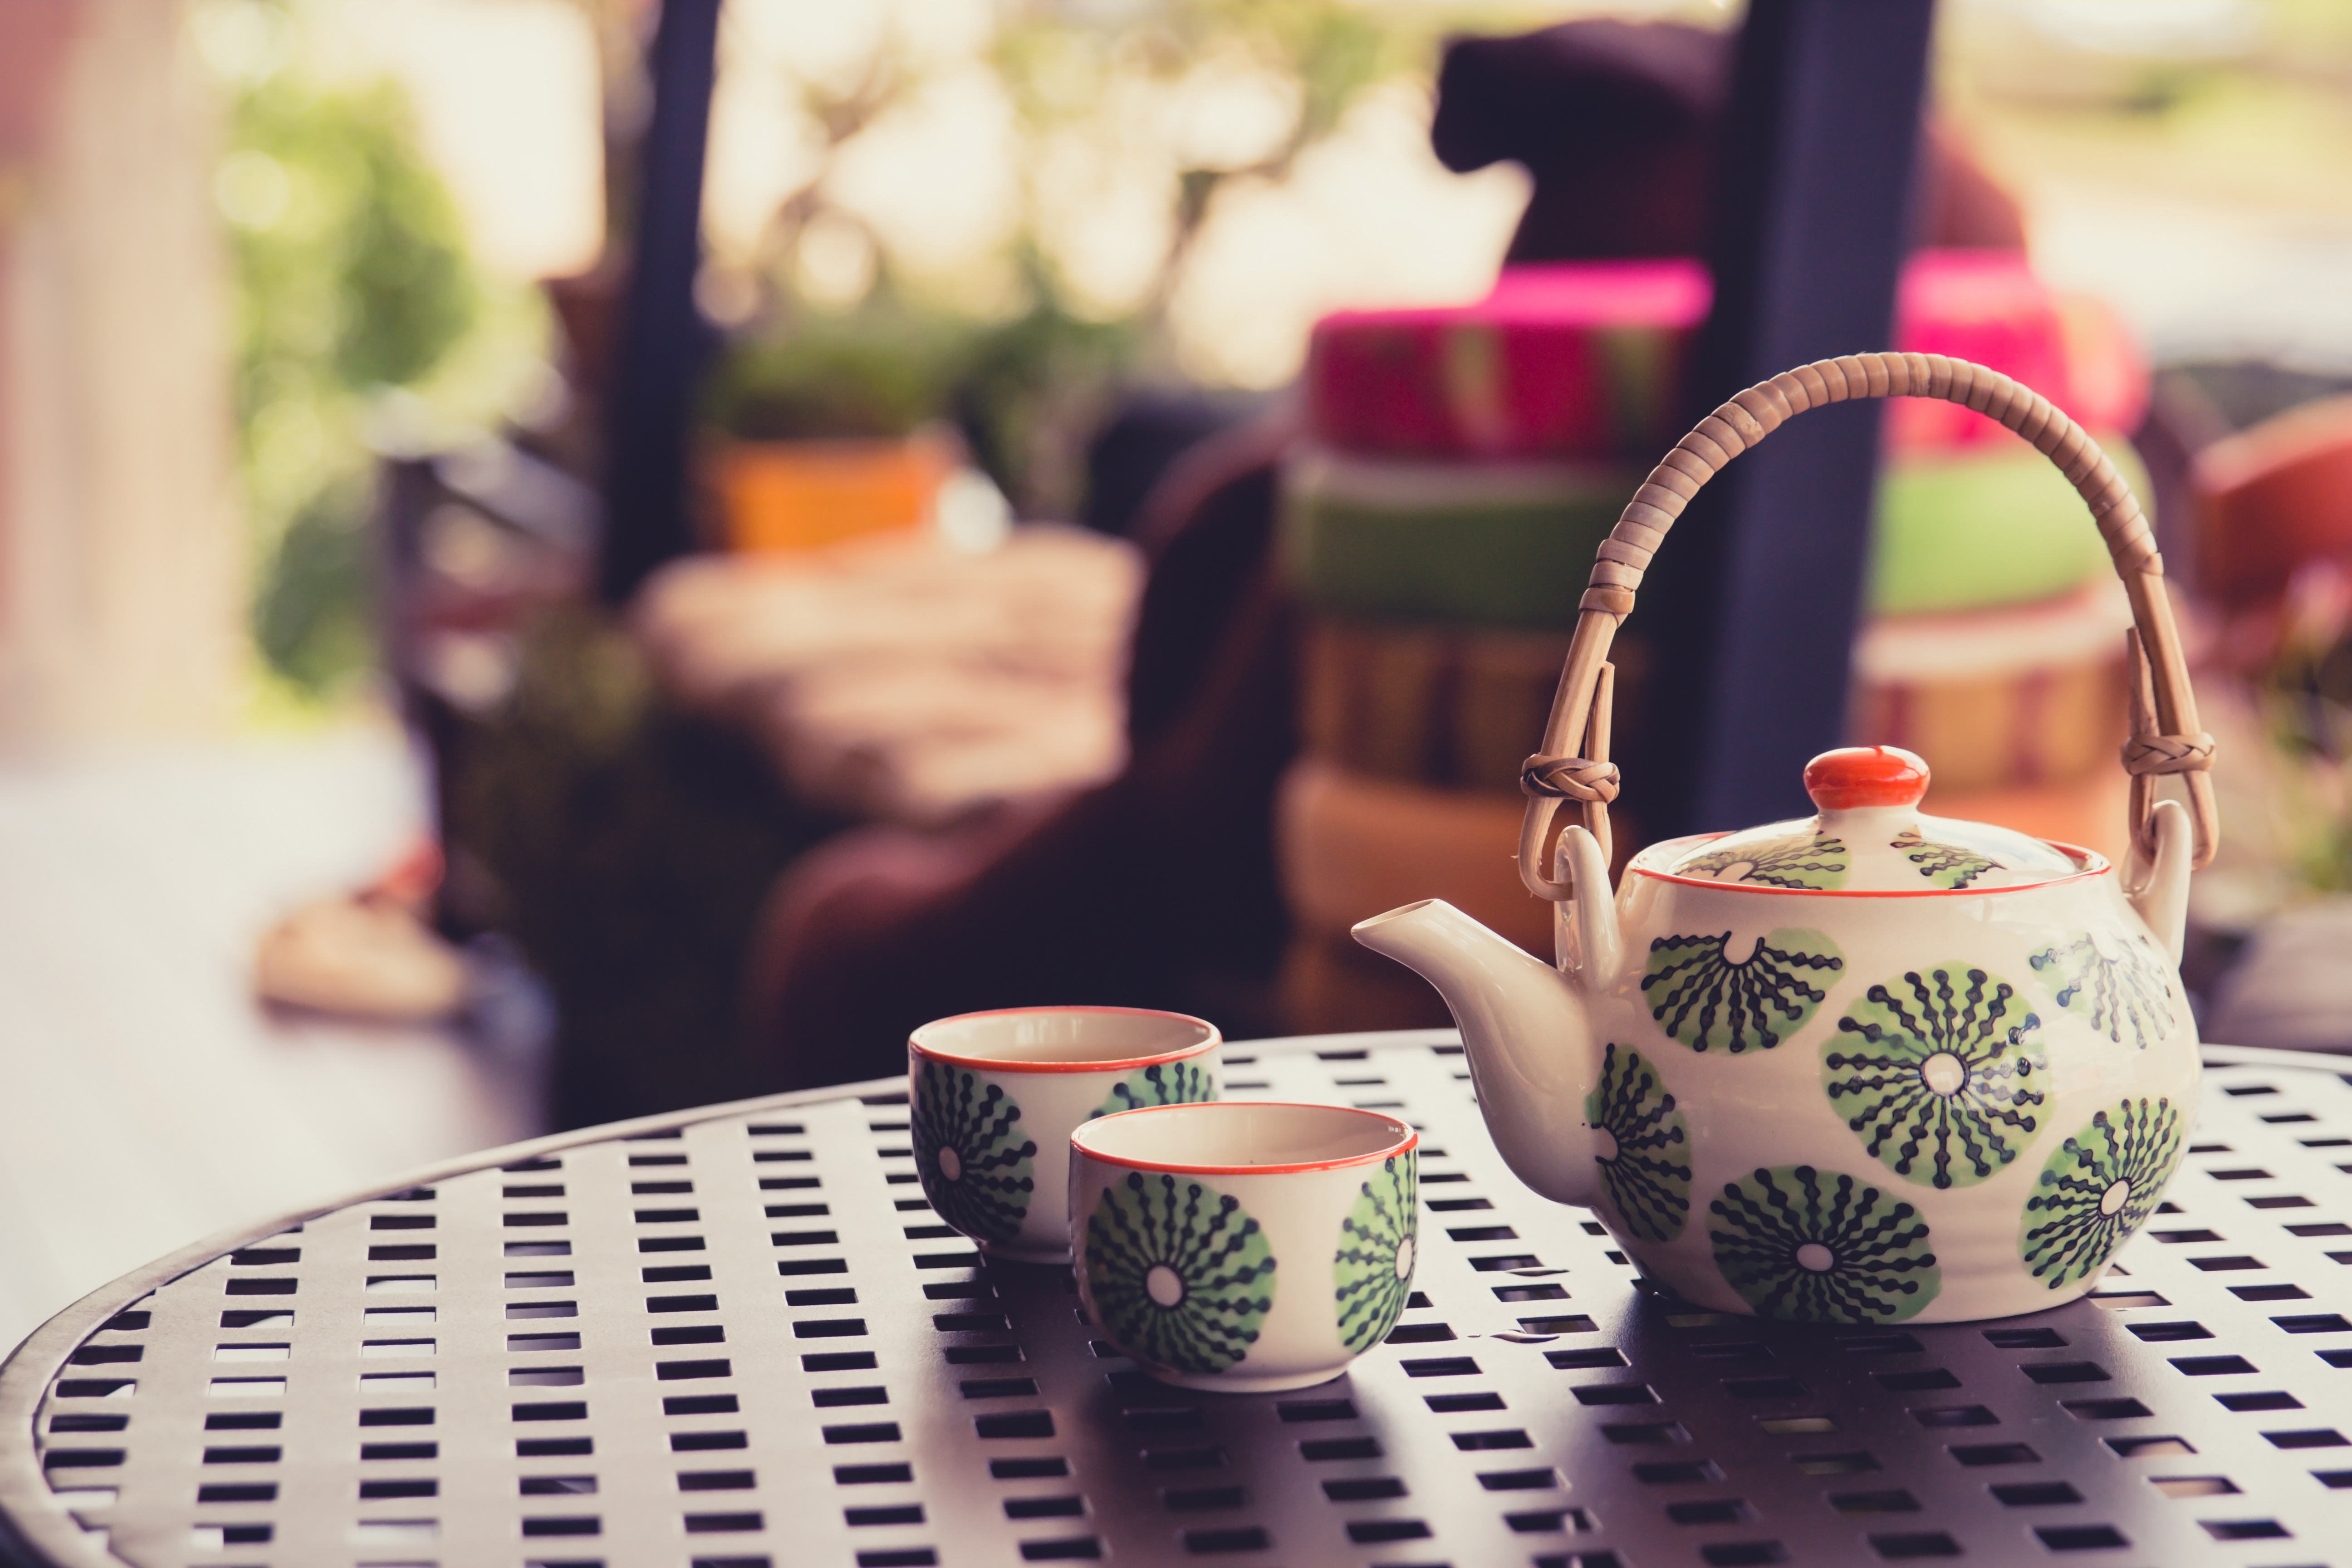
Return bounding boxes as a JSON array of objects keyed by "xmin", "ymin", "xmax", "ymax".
[
  {"xmin": 632, "ymin": 527, "xmax": 1139, "ymax": 827},
  {"xmin": 1080, "ymin": 389, "xmax": 1272, "ymax": 538},
  {"xmin": 2193, "ymin": 394, "xmax": 2352, "ymax": 614},
  {"xmin": 742, "ymin": 414, "xmax": 1300, "ymax": 1088}
]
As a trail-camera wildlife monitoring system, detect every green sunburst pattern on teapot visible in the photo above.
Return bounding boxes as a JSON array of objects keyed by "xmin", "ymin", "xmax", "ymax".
[
  {"xmin": 2019, "ymin": 1096, "xmax": 2185, "ymax": 1289},
  {"xmin": 2030, "ymin": 930, "xmax": 2176, "ymax": 1049},
  {"xmin": 1085, "ymin": 1171, "xmax": 1275, "ymax": 1375},
  {"xmin": 911, "ymin": 1060, "xmax": 1036, "ymax": 1244},
  {"xmin": 1643, "ymin": 927, "xmax": 1845, "ymax": 1054},
  {"xmin": 1094, "ymin": 1059, "xmax": 1220, "ymax": 1121},
  {"xmin": 1709, "ymin": 1164, "xmax": 1941, "ymax": 1323},
  {"xmin": 1333, "ymin": 1154, "xmax": 1416, "ymax": 1352},
  {"xmin": 1889, "ymin": 828, "xmax": 1999, "ymax": 890},
  {"xmin": 1585, "ymin": 1043, "xmax": 1690, "ymax": 1242},
  {"xmin": 1676, "ymin": 831, "xmax": 1850, "ymax": 890},
  {"xmin": 1823, "ymin": 964, "xmax": 2047, "ymax": 1190}
]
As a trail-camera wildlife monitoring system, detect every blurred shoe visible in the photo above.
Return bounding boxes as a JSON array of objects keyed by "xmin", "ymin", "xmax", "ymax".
[{"xmin": 254, "ymin": 839, "xmax": 469, "ymax": 1023}]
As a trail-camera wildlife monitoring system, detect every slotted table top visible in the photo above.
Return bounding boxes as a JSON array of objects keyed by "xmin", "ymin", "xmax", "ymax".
[{"xmin": 4, "ymin": 1033, "xmax": 2351, "ymax": 1568}]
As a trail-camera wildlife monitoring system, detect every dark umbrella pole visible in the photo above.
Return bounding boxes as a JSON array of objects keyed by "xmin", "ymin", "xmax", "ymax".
[
  {"xmin": 599, "ymin": 0, "xmax": 724, "ymax": 606},
  {"xmin": 1633, "ymin": 0, "xmax": 1938, "ymax": 837}
]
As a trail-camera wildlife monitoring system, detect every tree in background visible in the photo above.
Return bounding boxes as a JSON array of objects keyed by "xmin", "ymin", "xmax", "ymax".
[
  {"xmin": 197, "ymin": 0, "xmax": 541, "ymax": 700},
  {"xmin": 701, "ymin": 0, "xmax": 1456, "ymax": 519}
]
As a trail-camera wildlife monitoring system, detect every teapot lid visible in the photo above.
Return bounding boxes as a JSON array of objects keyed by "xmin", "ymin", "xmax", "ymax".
[{"xmin": 1646, "ymin": 746, "xmax": 2085, "ymax": 892}]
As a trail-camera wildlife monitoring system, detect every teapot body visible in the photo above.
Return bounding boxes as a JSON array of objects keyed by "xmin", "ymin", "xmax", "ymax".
[
  {"xmin": 1357, "ymin": 348, "xmax": 2225, "ymax": 1323},
  {"xmin": 1574, "ymin": 838, "xmax": 2196, "ymax": 1323}
]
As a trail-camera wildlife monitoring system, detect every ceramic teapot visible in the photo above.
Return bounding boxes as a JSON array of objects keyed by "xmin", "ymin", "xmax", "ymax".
[{"xmin": 1355, "ymin": 352, "xmax": 2220, "ymax": 1325}]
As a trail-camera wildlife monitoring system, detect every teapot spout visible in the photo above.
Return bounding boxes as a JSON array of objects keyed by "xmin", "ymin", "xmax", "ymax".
[{"xmin": 1352, "ymin": 899, "xmax": 1602, "ymax": 1208}]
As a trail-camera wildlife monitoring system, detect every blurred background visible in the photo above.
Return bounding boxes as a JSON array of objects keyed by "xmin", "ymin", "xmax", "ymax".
[{"xmin": 6, "ymin": 0, "xmax": 2352, "ymax": 1347}]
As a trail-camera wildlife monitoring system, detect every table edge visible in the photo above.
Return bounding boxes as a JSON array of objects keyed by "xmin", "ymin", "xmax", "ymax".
[{"xmin": 0, "ymin": 1078, "xmax": 916, "ymax": 1568}]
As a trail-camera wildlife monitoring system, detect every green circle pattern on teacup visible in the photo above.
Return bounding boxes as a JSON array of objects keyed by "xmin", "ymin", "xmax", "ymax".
[
  {"xmin": 1093, "ymin": 1059, "xmax": 1219, "ymax": 1121},
  {"xmin": 911, "ymin": 1059, "xmax": 1036, "ymax": 1244},
  {"xmin": 1677, "ymin": 831, "xmax": 1850, "ymax": 890},
  {"xmin": 2030, "ymin": 930, "xmax": 2176, "ymax": 1049},
  {"xmin": 1333, "ymin": 1154, "xmax": 1416, "ymax": 1352},
  {"xmin": 1642, "ymin": 927, "xmax": 1845, "ymax": 1054},
  {"xmin": 1085, "ymin": 1171, "xmax": 1276, "ymax": 1375},
  {"xmin": 2019, "ymin": 1096, "xmax": 2185, "ymax": 1289},
  {"xmin": 1823, "ymin": 965, "xmax": 2047, "ymax": 1190},
  {"xmin": 1585, "ymin": 1043, "xmax": 1690, "ymax": 1242},
  {"xmin": 1708, "ymin": 1164, "xmax": 1942, "ymax": 1323}
]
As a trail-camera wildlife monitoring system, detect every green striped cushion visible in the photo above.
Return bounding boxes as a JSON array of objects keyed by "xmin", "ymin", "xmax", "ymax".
[
  {"xmin": 1279, "ymin": 451, "xmax": 1633, "ymax": 628},
  {"xmin": 1280, "ymin": 435, "xmax": 2147, "ymax": 627},
  {"xmin": 1869, "ymin": 431, "xmax": 2146, "ymax": 617}
]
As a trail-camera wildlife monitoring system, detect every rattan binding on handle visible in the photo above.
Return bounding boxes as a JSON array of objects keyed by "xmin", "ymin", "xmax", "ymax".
[{"xmin": 1517, "ymin": 350, "xmax": 2219, "ymax": 902}]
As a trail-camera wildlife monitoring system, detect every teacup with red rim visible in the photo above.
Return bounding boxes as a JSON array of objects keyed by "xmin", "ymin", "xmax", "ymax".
[
  {"xmin": 1069, "ymin": 1101, "xmax": 1419, "ymax": 1392},
  {"xmin": 909, "ymin": 1006, "xmax": 1221, "ymax": 1263}
]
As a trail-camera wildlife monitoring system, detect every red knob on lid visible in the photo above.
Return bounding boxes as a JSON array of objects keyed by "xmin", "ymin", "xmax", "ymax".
[{"xmin": 1803, "ymin": 746, "xmax": 1930, "ymax": 811}]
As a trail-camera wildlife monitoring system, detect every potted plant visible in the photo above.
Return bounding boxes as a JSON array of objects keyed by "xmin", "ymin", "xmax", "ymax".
[{"xmin": 699, "ymin": 318, "xmax": 960, "ymax": 553}]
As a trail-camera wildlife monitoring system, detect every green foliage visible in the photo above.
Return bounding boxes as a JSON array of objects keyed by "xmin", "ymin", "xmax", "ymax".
[
  {"xmin": 225, "ymin": 71, "xmax": 476, "ymax": 474},
  {"xmin": 703, "ymin": 310, "xmax": 953, "ymax": 441},
  {"xmin": 1231, "ymin": 1, "xmax": 1396, "ymax": 149},
  {"xmin": 993, "ymin": 0, "xmax": 1403, "ymax": 161},
  {"xmin": 324, "ymin": 111, "xmax": 476, "ymax": 391},
  {"xmin": 989, "ymin": 0, "xmax": 1406, "ymax": 312},
  {"xmin": 250, "ymin": 474, "xmax": 375, "ymax": 695},
  {"xmin": 220, "ymin": 49, "xmax": 479, "ymax": 696},
  {"xmin": 948, "ymin": 289, "xmax": 1137, "ymax": 514}
]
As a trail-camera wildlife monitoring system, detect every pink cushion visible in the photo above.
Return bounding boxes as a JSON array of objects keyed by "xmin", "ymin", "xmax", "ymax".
[
  {"xmin": 1304, "ymin": 260, "xmax": 1708, "ymax": 461},
  {"xmin": 1887, "ymin": 250, "xmax": 2147, "ymax": 452},
  {"xmin": 1303, "ymin": 250, "xmax": 2146, "ymax": 460}
]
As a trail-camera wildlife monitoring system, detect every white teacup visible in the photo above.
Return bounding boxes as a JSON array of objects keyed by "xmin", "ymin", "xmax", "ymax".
[
  {"xmin": 909, "ymin": 1006, "xmax": 1221, "ymax": 1263},
  {"xmin": 1069, "ymin": 1101, "xmax": 1419, "ymax": 1392}
]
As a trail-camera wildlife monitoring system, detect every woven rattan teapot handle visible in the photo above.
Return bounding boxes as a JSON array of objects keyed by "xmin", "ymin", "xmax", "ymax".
[{"xmin": 1517, "ymin": 350, "xmax": 2219, "ymax": 901}]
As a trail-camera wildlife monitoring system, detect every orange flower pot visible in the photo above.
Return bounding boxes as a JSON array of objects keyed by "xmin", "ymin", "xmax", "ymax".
[{"xmin": 710, "ymin": 436, "xmax": 952, "ymax": 554}]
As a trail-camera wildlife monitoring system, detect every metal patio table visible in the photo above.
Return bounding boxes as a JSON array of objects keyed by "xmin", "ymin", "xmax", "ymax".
[{"xmin": 4, "ymin": 1032, "xmax": 2350, "ymax": 1568}]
